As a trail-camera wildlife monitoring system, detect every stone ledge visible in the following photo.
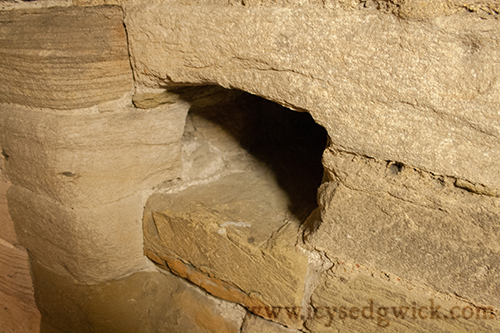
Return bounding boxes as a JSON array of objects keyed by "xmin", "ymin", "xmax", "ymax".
[{"xmin": 144, "ymin": 170, "xmax": 313, "ymax": 329}]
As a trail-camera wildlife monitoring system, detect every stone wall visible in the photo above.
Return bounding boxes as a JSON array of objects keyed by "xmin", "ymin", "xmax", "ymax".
[{"xmin": 0, "ymin": 1, "xmax": 499, "ymax": 332}]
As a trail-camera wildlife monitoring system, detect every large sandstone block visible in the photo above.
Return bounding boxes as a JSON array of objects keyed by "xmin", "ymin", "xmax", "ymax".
[
  {"xmin": 8, "ymin": 186, "xmax": 151, "ymax": 282},
  {"xmin": 306, "ymin": 149, "xmax": 500, "ymax": 309},
  {"xmin": 0, "ymin": 5, "xmax": 133, "ymax": 109},
  {"xmin": 125, "ymin": 3, "xmax": 500, "ymax": 192},
  {"xmin": 0, "ymin": 102, "xmax": 188, "ymax": 207}
]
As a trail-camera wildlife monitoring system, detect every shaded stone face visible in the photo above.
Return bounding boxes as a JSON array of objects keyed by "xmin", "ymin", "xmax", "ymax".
[{"xmin": 31, "ymin": 259, "xmax": 246, "ymax": 333}]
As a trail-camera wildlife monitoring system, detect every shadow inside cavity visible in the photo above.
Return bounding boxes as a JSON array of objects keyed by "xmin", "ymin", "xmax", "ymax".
[{"xmin": 177, "ymin": 86, "xmax": 328, "ymax": 224}]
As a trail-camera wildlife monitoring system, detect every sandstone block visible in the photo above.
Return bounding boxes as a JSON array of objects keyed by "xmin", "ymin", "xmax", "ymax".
[
  {"xmin": 305, "ymin": 264, "xmax": 500, "ymax": 332},
  {"xmin": 0, "ymin": 6, "xmax": 133, "ymax": 109},
  {"xmin": 306, "ymin": 149, "xmax": 500, "ymax": 308},
  {"xmin": 142, "ymin": 86, "xmax": 325, "ymax": 328},
  {"xmin": 31, "ymin": 259, "xmax": 246, "ymax": 333},
  {"xmin": 0, "ymin": 102, "xmax": 188, "ymax": 207},
  {"xmin": 8, "ymin": 186, "xmax": 151, "ymax": 282},
  {"xmin": 125, "ymin": 3, "xmax": 500, "ymax": 191},
  {"xmin": 144, "ymin": 171, "xmax": 312, "ymax": 328}
]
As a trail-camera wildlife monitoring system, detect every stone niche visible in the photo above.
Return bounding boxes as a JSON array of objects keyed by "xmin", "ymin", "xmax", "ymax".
[
  {"xmin": 1, "ymin": 1, "xmax": 500, "ymax": 333},
  {"xmin": 143, "ymin": 86, "xmax": 328, "ymax": 328}
]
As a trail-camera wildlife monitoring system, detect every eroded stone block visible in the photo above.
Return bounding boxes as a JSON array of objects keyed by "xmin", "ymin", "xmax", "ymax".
[
  {"xmin": 307, "ymin": 149, "xmax": 500, "ymax": 309},
  {"xmin": 125, "ymin": 3, "xmax": 500, "ymax": 191},
  {"xmin": 143, "ymin": 88, "xmax": 326, "ymax": 328},
  {"xmin": 305, "ymin": 264, "xmax": 500, "ymax": 332}
]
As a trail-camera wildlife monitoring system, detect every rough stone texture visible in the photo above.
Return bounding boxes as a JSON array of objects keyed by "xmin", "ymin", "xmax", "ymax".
[
  {"xmin": 0, "ymin": 6, "xmax": 132, "ymax": 109},
  {"xmin": 2, "ymin": 0, "xmax": 499, "ymax": 18},
  {"xmin": 1, "ymin": 2, "xmax": 499, "ymax": 332},
  {"xmin": 145, "ymin": 177, "xmax": 310, "ymax": 327},
  {"xmin": 0, "ymin": 102, "xmax": 188, "ymax": 207},
  {"xmin": 305, "ymin": 149, "xmax": 500, "ymax": 309},
  {"xmin": 0, "ymin": 100, "xmax": 190, "ymax": 283},
  {"xmin": 241, "ymin": 313, "xmax": 303, "ymax": 333},
  {"xmin": 125, "ymin": 3, "xmax": 500, "ymax": 192},
  {"xmin": 8, "ymin": 186, "xmax": 151, "ymax": 283},
  {"xmin": 0, "ymin": 161, "xmax": 40, "ymax": 333},
  {"xmin": 144, "ymin": 88, "xmax": 327, "ymax": 328},
  {"xmin": 125, "ymin": 5, "xmax": 500, "ymax": 325},
  {"xmin": 31, "ymin": 259, "xmax": 246, "ymax": 333},
  {"xmin": 305, "ymin": 262, "xmax": 500, "ymax": 332}
]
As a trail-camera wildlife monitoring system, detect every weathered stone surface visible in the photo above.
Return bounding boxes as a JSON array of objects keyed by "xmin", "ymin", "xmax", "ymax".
[
  {"xmin": 305, "ymin": 263, "xmax": 500, "ymax": 332},
  {"xmin": 241, "ymin": 313, "xmax": 302, "ymax": 333},
  {"xmin": 0, "ymin": 6, "xmax": 133, "ymax": 109},
  {"xmin": 32, "ymin": 259, "xmax": 246, "ymax": 333},
  {"xmin": 2, "ymin": 0, "xmax": 499, "ymax": 18},
  {"xmin": 1, "ymin": 2, "xmax": 498, "ymax": 333},
  {"xmin": 0, "ymin": 168, "xmax": 16, "ymax": 245},
  {"xmin": 0, "ymin": 165, "xmax": 40, "ymax": 333},
  {"xmin": 230, "ymin": 0, "xmax": 500, "ymax": 20},
  {"xmin": 125, "ymin": 3, "xmax": 500, "ymax": 192},
  {"xmin": 306, "ymin": 149, "xmax": 500, "ymax": 309},
  {"xmin": 176, "ymin": 86, "xmax": 325, "ymax": 220},
  {"xmin": 0, "ymin": 102, "xmax": 188, "ymax": 207},
  {"xmin": 144, "ymin": 88, "xmax": 327, "ymax": 328},
  {"xmin": 145, "ymin": 171, "xmax": 311, "ymax": 318},
  {"xmin": 7, "ymin": 185, "xmax": 153, "ymax": 283},
  {"xmin": 0, "ymin": 290, "xmax": 40, "ymax": 333}
]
